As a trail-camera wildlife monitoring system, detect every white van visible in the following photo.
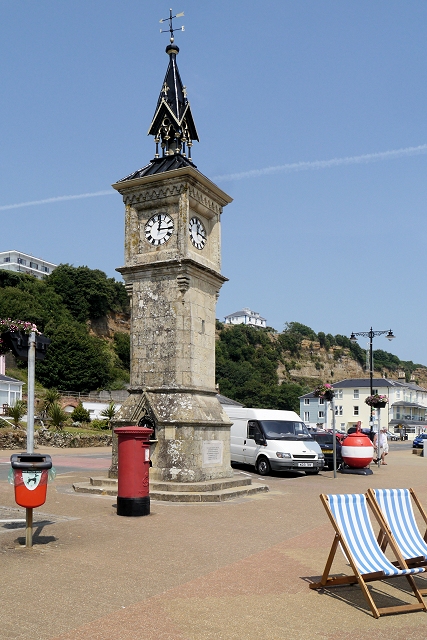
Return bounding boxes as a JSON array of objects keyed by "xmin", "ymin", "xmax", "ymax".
[{"xmin": 223, "ymin": 406, "xmax": 324, "ymax": 476}]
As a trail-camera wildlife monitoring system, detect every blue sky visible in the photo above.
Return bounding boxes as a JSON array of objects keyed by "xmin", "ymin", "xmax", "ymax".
[{"xmin": 1, "ymin": 1, "xmax": 427, "ymax": 364}]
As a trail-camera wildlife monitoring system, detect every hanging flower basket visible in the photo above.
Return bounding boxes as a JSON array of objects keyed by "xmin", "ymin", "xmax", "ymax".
[
  {"xmin": 1, "ymin": 331, "xmax": 29, "ymax": 359},
  {"xmin": 365, "ymin": 394, "xmax": 388, "ymax": 409},
  {"xmin": 0, "ymin": 319, "xmax": 43, "ymax": 359},
  {"xmin": 313, "ymin": 383, "xmax": 335, "ymax": 401}
]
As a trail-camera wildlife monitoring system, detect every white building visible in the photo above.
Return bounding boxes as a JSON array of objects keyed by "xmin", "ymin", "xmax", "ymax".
[
  {"xmin": 224, "ymin": 307, "xmax": 266, "ymax": 328},
  {"xmin": 0, "ymin": 372, "xmax": 24, "ymax": 414},
  {"xmin": 0, "ymin": 250, "xmax": 57, "ymax": 280},
  {"xmin": 300, "ymin": 377, "xmax": 427, "ymax": 439},
  {"xmin": 62, "ymin": 400, "xmax": 122, "ymax": 421}
]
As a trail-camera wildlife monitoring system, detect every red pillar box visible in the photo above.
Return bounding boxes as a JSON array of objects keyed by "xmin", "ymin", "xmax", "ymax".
[
  {"xmin": 10, "ymin": 454, "xmax": 53, "ymax": 508},
  {"xmin": 114, "ymin": 426, "xmax": 153, "ymax": 517}
]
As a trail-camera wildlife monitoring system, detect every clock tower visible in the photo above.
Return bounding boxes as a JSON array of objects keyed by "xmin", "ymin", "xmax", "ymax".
[{"xmin": 110, "ymin": 27, "xmax": 233, "ymax": 483}]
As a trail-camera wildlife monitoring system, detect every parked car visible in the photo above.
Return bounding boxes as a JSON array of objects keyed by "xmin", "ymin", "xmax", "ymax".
[
  {"xmin": 386, "ymin": 431, "xmax": 399, "ymax": 441},
  {"xmin": 311, "ymin": 432, "xmax": 343, "ymax": 470},
  {"xmin": 413, "ymin": 433, "xmax": 427, "ymax": 449},
  {"xmin": 347, "ymin": 427, "xmax": 375, "ymax": 442}
]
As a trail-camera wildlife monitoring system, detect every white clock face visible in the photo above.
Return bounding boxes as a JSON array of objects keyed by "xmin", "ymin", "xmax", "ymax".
[
  {"xmin": 145, "ymin": 213, "xmax": 174, "ymax": 246},
  {"xmin": 189, "ymin": 216, "xmax": 207, "ymax": 250}
]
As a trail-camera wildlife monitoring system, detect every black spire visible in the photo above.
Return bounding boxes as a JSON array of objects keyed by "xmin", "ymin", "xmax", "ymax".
[{"xmin": 148, "ymin": 11, "xmax": 199, "ymax": 161}]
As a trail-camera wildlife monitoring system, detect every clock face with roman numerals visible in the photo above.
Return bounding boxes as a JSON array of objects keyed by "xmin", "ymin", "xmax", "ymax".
[
  {"xmin": 189, "ymin": 216, "xmax": 207, "ymax": 250},
  {"xmin": 145, "ymin": 213, "xmax": 174, "ymax": 246}
]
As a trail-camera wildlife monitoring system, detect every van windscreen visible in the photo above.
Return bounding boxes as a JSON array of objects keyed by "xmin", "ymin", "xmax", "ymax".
[{"xmin": 259, "ymin": 421, "xmax": 312, "ymax": 440}]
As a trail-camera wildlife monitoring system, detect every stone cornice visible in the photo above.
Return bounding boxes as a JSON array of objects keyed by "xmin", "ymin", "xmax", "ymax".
[
  {"xmin": 112, "ymin": 165, "xmax": 233, "ymax": 210},
  {"xmin": 128, "ymin": 386, "xmax": 218, "ymax": 396},
  {"xmin": 117, "ymin": 257, "xmax": 228, "ymax": 286}
]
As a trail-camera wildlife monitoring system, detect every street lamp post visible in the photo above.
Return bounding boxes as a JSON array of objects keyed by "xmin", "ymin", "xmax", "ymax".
[
  {"xmin": 349, "ymin": 328, "xmax": 395, "ymax": 398},
  {"xmin": 350, "ymin": 327, "xmax": 395, "ymax": 467}
]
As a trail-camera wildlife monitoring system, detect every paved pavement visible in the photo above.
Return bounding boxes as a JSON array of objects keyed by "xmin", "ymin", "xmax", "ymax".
[{"xmin": 1, "ymin": 442, "xmax": 427, "ymax": 639}]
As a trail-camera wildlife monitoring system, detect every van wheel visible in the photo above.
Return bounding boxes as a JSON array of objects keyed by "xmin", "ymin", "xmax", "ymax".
[
  {"xmin": 305, "ymin": 469, "xmax": 320, "ymax": 475},
  {"xmin": 256, "ymin": 456, "xmax": 271, "ymax": 476}
]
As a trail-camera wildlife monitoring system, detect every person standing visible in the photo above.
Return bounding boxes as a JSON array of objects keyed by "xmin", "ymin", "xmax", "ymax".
[{"xmin": 373, "ymin": 428, "xmax": 389, "ymax": 465}]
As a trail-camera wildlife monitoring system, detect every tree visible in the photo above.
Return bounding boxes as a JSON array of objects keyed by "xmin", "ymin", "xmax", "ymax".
[
  {"xmin": 284, "ymin": 322, "xmax": 317, "ymax": 341},
  {"xmin": 113, "ymin": 332, "xmax": 130, "ymax": 369},
  {"xmin": 39, "ymin": 388, "xmax": 61, "ymax": 419},
  {"xmin": 276, "ymin": 382, "xmax": 308, "ymax": 412},
  {"xmin": 48, "ymin": 402, "xmax": 68, "ymax": 430},
  {"xmin": 0, "ymin": 271, "xmax": 73, "ymax": 332},
  {"xmin": 71, "ymin": 402, "xmax": 91, "ymax": 423},
  {"xmin": 100, "ymin": 401, "xmax": 117, "ymax": 421},
  {"xmin": 6, "ymin": 400, "xmax": 27, "ymax": 428},
  {"xmin": 35, "ymin": 322, "xmax": 115, "ymax": 391},
  {"xmin": 47, "ymin": 264, "xmax": 129, "ymax": 322}
]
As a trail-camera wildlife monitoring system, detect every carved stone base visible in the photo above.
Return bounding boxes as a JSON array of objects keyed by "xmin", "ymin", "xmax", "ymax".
[{"xmin": 108, "ymin": 387, "xmax": 233, "ymax": 482}]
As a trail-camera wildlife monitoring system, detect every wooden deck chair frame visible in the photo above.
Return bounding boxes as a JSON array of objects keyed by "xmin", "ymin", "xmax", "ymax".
[
  {"xmin": 309, "ymin": 493, "xmax": 427, "ymax": 618},
  {"xmin": 366, "ymin": 488, "xmax": 427, "ymax": 590}
]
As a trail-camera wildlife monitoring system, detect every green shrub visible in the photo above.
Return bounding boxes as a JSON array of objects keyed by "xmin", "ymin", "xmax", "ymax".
[
  {"xmin": 48, "ymin": 402, "xmax": 68, "ymax": 430},
  {"xmin": 91, "ymin": 418, "xmax": 110, "ymax": 430},
  {"xmin": 71, "ymin": 402, "xmax": 91, "ymax": 423},
  {"xmin": 6, "ymin": 400, "xmax": 27, "ymax": 427}
]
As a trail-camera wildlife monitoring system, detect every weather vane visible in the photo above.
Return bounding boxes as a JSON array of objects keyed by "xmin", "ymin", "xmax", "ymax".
[{"xmin": 160, "ymin": 8, "xmax": 185, "ymax": 44}]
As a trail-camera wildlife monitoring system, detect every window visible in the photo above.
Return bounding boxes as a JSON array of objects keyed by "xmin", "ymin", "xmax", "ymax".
[
  {"xmin": 41, "ymin": 266, "xmax": 49, "ymax": 273},
  {"xmin": 248, "ymin": 421, "xmax": 262, "ymax": 440},
  {"xmin": 335, "ymin": 405, "xmax": 343, "ymax": 416},
  {"xmin": 318, "ymin": 397, "xmax": 324, "ymax": 405},
  {"xmin": 335, "ymin": 389, "xmax": 343, "ymax": 399},
  {"xmin": 354, "ymin": 406, "xmax": 359, "ymax": 416},
  {"xmin": 396, "ymin": 390, "xmax": 401, "ymax": 399},
  {"xmin": 373, "ymin": 389, "xmax": 378, "ymax": 396},
  {"xmin": 304, "ymin": 398, "xmax": 310, "ymax": 405},
  {"xmin": 29, "ymin": 262, "xmax": 38, "ymax": 269},
  {"xmin": 3, "ymin": 257, "xmax": 10, "ymax": 263},
  {"xmin": 17, "ymin": 258, "xmax": 26, "ymax": 265},
  {"xmin": 304, "ymin": 412, "xmax": 310, "ymax": 422},
  {"xmin": 318, "ymin": 411, "xmax": 324, "ymax": 418},
  {"xmin": 353, "ymin": 389, "xmax": 359, "ymax": 399}
]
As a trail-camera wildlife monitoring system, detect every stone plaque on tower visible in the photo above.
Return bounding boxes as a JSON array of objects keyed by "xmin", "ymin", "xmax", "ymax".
[{"xmin": 109, "ymin": 13, "xmax": 233, "ymax": 483}]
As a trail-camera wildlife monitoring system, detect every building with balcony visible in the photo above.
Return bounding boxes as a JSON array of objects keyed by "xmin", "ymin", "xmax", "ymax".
[
  {"xmin": 299, "ymin": 377, "xmax": 427, "ymax": 438},
  {"xmin": 0, "ymin": 250, "xmax": 57, "ymax": 280}
]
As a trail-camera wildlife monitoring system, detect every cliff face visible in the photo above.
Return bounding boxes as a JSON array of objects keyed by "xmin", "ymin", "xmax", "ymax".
[
  {"xmin": 88, "ymin": 320, "xmax": 427, "ymax": 389},
  {"xmin": 277, "ymin": 339, "xmax": 365, "ymax": 384},
  {"xmin": 88, "ymin": 312, "xmax": 130, "ymax": 339},
  {"xmin": 277, "ymin": 338, "xmax": 427, "ymax": 387}
]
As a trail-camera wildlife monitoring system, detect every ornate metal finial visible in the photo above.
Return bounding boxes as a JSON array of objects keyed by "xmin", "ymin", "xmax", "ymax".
[{"xmin": 159, "ymin": 8, "xmax": 185, "ymax": 44}]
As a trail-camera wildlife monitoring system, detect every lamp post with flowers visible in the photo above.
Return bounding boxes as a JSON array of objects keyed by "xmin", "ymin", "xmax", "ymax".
[
  {"xmin": 365, "ymin": 393, "xmax": 389, "ymax": 468},
  {"xmin": 313, "ymin": 383, "xmax": 337, "ymax": 478},
  {"xmin": 349, "ymin": 328, "xmax": 395, "ymax": 422}
]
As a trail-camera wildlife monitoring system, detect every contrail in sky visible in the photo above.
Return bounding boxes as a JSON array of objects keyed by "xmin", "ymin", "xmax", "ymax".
[
  {"xmin": 1, "ymin": 143, "xmax": 427, "ymax": 211},
  {"xmin": 212, "ymin": 143, "xmax": 427, "ymax": 181},
  {"xmin": 0, "ymin": 190, "xmax": 113, "ymax": 211}
]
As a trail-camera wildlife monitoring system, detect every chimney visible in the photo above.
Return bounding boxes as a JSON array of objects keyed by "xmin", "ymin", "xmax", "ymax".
[{"xmin": 398, "ymin": 370, "xmax": 406, "ymax": 382}]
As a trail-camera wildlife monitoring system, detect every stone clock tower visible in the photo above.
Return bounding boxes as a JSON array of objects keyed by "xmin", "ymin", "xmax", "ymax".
[{"xmin": 110, "ymin": 33, "xmax": 234, "ymax": 483}]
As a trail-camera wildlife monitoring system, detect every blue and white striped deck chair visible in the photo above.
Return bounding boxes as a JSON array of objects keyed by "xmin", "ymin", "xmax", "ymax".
[
  {"xmin": 309, "ymin": 493, "xmax": 427, "ymax": 618},
  {"xmin": 367, "ymin": 488, "xmax": 427, "ymax": 589}
]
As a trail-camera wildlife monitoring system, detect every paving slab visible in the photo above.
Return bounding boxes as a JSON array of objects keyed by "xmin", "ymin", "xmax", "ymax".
[{"xmin": 0, "ymin": 443, "xmax": 427, "ymax": 639}]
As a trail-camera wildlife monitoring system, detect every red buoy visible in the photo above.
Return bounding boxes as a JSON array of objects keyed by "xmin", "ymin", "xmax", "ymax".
[{"xmin": 341, "ymin": 428, "xmax": 374, "ymax": 468}]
